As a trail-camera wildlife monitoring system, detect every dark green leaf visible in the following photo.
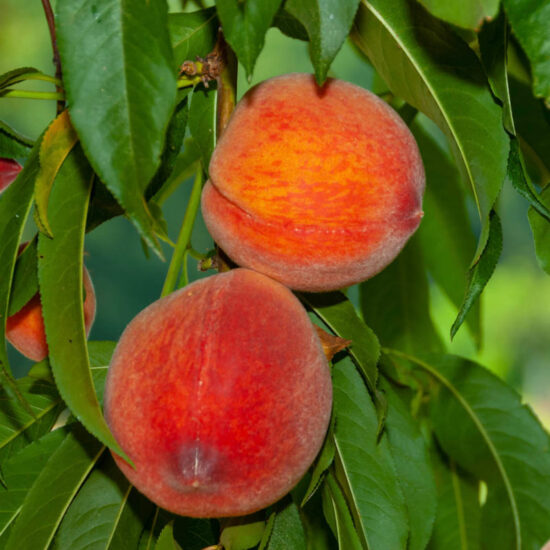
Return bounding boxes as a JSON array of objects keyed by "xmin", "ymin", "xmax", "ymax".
[
  {"xmin": 413, "ymin": 123, "xmax": 480, "ymax": 342},
  {"xmin": 300, "ymin": 292, "xmax": 379, "ymax": 392},
  {"xmin": 352, "ymin": 0, "xmax": 509, "ymax": 259},
  {"xmin": 0, "ymin": 67, "xmax": 39, "ymax": 90},
  {"xmin": 216, "ymin": 0, "xmax": 283, "ymax": 78},
  {"xmin": 360, "ymin": 235, "xmax": 444, "ymax": 353},
  {"xmin": 0, "ymin": 428, "xmax": 68, "ymax": 541},
  {"xmin": 85, "ymin": 179, "xmax": 124, "ymax": 233},
  {"xmin": 168, "ymin": 8, "xmax": 218, "ymax": 66},
  {"xmin": 411, "ymin": 352, "xmax": 550, "ymax": 549},
  {"xmin": 188, "ymin": 85, "xmax": 218, "ymax": 169},
  {"xmin": 416, "ymin": 0, "xmax": 499, "ymax": 30},
  {"xmin": 260, "ymin": 500, "xmax": 306, "ymax": 550},
  {"xmin": 8, "ymin": 237, "xmax": 38, "ymax": 317},
  {"xmin": 0, "ymin": 141, "xmax": 40, "ymax": 390},
  {"xmin": 451, "ymin": 210, "xmax": 502, "ymax": 338},
  {"xmin": 156, "ymin": 523, "xmax": 182, "ymax": 550},
  {"xmin": 220, "ymin": 515, "xmax": 266, "ymax": 550},
  {"xmin": 53, "ymin": 454, "xmax": 152, "ymax": 550},
  {"xmin": 321, "ymin": 473, "xmax": 364, "ymax": 550},
  {"xmin": 272, "ymin": 8, "xmax": 309, "ymax": 41},
  {"xmin": 332, "ymin": 356, "xmax": 409, "ymax": 549},
  {"xmin": 427, "ymin": 451, "xmax": 481, "ymax": 550},
  {"xmin": 4, "ymin": 425, "xmax": 104, "ymax": 550},
  {"xmin": 286, "ymin": 0, "xmax": 360, "ymax": 84},
  {"xmin": 89, "ymin": 341, "xmax": 116, "ymax": 406},
  {"xmin": 0, "ymin": 120, "xmax": 33, "ymax": 160},
  {"xmin": 37, "ymin": 145, "xmax": 127, "ymax": 460},
  {"xmin": 56, "ymin": 0, "xmax": 177, "ymax": 258},
  {"xmin": 381, "ymin": 378, "xmax": 436, "ymax": 550},
  {"xmin": 528, "ymin": 184, "xmax": 550, "ymax": 275},
  {"xmin": 503, "ymin": 0, "xmax": 550, "ymax": 106}
]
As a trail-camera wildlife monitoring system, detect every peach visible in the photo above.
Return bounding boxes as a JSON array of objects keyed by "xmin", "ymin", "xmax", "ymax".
[
  {"xmin": 0, "ymin": 158, "xmax": 22, "ymax": 193},
  {"xmin": 201, "ymin": 73, "xmax": 425, "ymax": 292},
  {"xmin": 104, "ymin": 268, "xmax": 332, "ymax": 518},
  {"xmin": 6, "ymin": 261, "xmax": 96, "ymax": 362}
]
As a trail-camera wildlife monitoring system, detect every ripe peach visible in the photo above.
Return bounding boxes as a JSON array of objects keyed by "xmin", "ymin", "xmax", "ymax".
[
  {"xmin": 104, "ymin": 268, "xmax": 332, "ymax": 518},
  {"xmin": 0, "ymin": 158, "xmax": 22, "ymax": 193},
  {"xmin": 201, "ymin": 73, "xmax": 425, "ymax": 292},
  {"xmin": 6, "ymin": 261, "xmax": 96, "ymax": 362}
]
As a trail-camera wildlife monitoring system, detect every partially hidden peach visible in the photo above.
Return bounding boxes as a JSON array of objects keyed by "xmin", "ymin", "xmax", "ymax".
[
  {"xmin": 104, "ymin": 268, "xmax": 332, "ymax": 518},
  {"xmin": 6, "ymin": 260, "xmax": 96, "ymax": 362},
  {"xmin": 202, "ymin": 73, "xmax": 425, "ymax": 292},
  {"xmin": 0, "ymin": 158, "xmax": 22, "ymax": 193}
]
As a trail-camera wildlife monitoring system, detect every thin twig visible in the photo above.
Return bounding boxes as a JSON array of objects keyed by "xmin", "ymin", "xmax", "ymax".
[{"xmin": 41, "ymin": 0, "xmax": 64, "ymax": 114}]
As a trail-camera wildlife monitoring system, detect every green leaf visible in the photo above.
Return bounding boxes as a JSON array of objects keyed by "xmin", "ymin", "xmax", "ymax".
[
  {"xmin": 451, "ymin": 210, "xmax": 502, "ymax": 338},
  {"xmin": 503, "ymin": 0, "xmax": 550, "ymax": 106},
  {"xmin": 352, "ymin": 0, "xmax": 509, "ymax": 258},
  {"xmin": 0, "ymin": 67, "xmax": 39, "ymax": 90},
  {"xmin": 216, "ymin": 0, "xmax": 283, "ymax": 78},
  {"xmin": 8, "ymin": 237, "xmax": 38, "ymax": 317},
  {"xmin": 220, "ymin": 515, "xmax": 266, "ymax": 550},
  {"xmin": 300, "ymin": 292, "xmax": 379, "ymax": 392},
  {"xmin": 286, "ymin": 0, "xmax": 360, "ymax": 84},
  {"xmin": 332, "ymin": 356, "xmax": 409, "ymax": 549},
  {"xmin": 4, "ymin": 424, "xmax": 104, "ymax": 550},
  {"xmin": 260, "ymin": 500, "xmax": 306, "ymax": 550},
  {"xmin": 528, "ymin": 184, "xmax": 550, "ymax": 275},
  {"xmin": 0, "ymin": 141, "xmax": 40, "ymax": 390},
  {"xmin": 155, "ymin": 523, "xmax": 182, "ymax": 550},
  {"xmin": 0, "ymin": 120, "xmax": 33, "ymax": 160},
  {"xmin": 416, "ymin": 0, "xmax": 500, "ymax": 30},
  {"xmin": 381, "ymin": 378, "xmax": 437, "ymax": 550},
  {"xmin": 0, "ymin": 372, "xmax": 63, "ymax": 465},
  {"xmin": 168, "ymin": 8, "xmax": 218, "ymax": 66},
  {"xmin": 404, "ymin": 352, "xmax": 550, "ymax": 549},
  {"xmin": 413, "ymin": 123, "xmax": 480, "ymax": 342},
  {"xmin": 188, "ymin": 85, "xmax": 218, "ymax": 169},
  {"xmin": 56, "ymin": 0, "xmax": 177, "ymax": 259},
  {"xmin": 37, "ymin": 145, "xmax": 128, "ymax": 461},
  {"xmin": 0, "ymin": 428, "xmax": 68, "ymax": 541},
  {"xmin": 427, "ymin": 452, "xmax": 481, "ymax": 550},
  {"xmin": 272, "ymin": 8, "xmax": 309, "ymax": 41},
  {"xmin": 360, "ymin": 235, "xmax": 444, "ymax": 354},
  {"xmin": 53, "ymin": 454, "xmax": 153, "ymax": 550},
  {"xmin": 34, "ymin": 110, "xmax": 79, "ymax": 237}
]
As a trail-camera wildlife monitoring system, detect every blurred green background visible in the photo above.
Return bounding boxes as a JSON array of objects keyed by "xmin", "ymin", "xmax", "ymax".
[{"xmin": 2, "ymin": 0, "xmax": 549, "ymax": 426}]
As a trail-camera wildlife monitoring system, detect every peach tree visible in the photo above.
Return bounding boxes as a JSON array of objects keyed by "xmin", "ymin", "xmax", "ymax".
[{"xmin": 1, "ymin": 0, "xmax": 550, "ymax": 549}]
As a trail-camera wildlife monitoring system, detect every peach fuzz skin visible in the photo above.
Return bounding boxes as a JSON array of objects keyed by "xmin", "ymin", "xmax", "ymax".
[
  {"xmin": 6, "ymin": 265, "xmax": 96, "ymax": 362},
  {"xmin": 202, "ymin": 73, "xmax": 425, "ymax": 292},
  {"xmin": 104, "ymin": 269, "xmax": 332, "ymax": 518}
]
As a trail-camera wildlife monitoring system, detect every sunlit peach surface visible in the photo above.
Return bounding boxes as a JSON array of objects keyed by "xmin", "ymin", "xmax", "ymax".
[{"xmin": 202, "ymin": 73, "xmax": 425, "ymax": 291}]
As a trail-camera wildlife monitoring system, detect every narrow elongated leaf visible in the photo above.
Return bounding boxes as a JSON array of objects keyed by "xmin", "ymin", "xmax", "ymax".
[
  {"xmin": 0, "ymin": 428, "xmax": 68, "ymax": 541},
  {"xmin": 300, "ymin": 292, "xmax": 379, "ymax": 392},
  {"xmin": 168, "ymin": 8, "xmax": 218, "ymax": 66},
  {"xmin": 332, "ymin": 357, "xmax": 409, "ymax": 549},
  {"xmin": 56, "ymin": 0, "xmax": 177, "ymax": 258},
  {"xmin": 37, "ymin": 145, "xmax": 127, "ymax": 460},
  {"xmin": 0, "ymin": 142, "xmax": 40, "ymax": 387},
  {"xmin": 8, "ymin": 237, "xmax": 38, "ymax": 317},
  {"xmin": 188, "ymin": 85, "xmax": 218, "ymax": 169},
  {"xmin": 417, "ymin": 0, "xmax": 499, "ymax": 30},
  {"xmin": 220, "ymin": 515, "xmax": 266, "ymax": 550},
  {"xmin": 427, "ymin": 452, "xmax": 481, "ymax": 550},
  {"xmin": 528, "ymin": 185, "xmax": 550, "ymax": 275},
  {"xmin": 272, "ymin": 8, "xmax": 309, "ymax": 41},
  {"xmin": 401, "ymin": 352, "xmax": 550, "ymax": 549},
  {"xmin": 0, "ymin": 67, "xmax": 39, "ymax": 90},
  {"xmin": 381, "ymin": 378, "xmax": 436, "ymax": 550},
  {"xmin": 261, "ymin": 500, "xmax": 306, "ymax": 550},
  {"xmin": 360, "ymin": 235, "xmax": 444, "ymax": 353},
  {"xmin": 286, "ymin": 0, "xmax": 360, "ymax": 84},
  {"xmin": 156, "ymin": 523, "xmax": 182, "ymax": 550},
  {"xmin": 5, "ymin": 425, "xmax": 104, "ymax": 550},
  {"xmin": 352, "ymin": 0, "xmax": 509, "ymax": 257},
  {"xmin": 413, "ymin": 124, "xmax": 480, "ymax": 341},
  {"xmin": 0, "ymin": 121, "xmax": 33, "ymax": 159},
  {"xmin": 216, "ymin": 0, "xmax": 282, "ymax": 78},
  {"xmin": 503, "ymin": 0, "xmax": 550, "ymax": 106},
  {"xmin": 53, "ymin": 455, "xmax": 151, "ymax": 550},
  {"xmin": 451, "ymin": 210, "xmax": 502, "ymax": 338},
  {"xmin": 35, "ymin": 111, "xmax": 78, "ymax": 237}
]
